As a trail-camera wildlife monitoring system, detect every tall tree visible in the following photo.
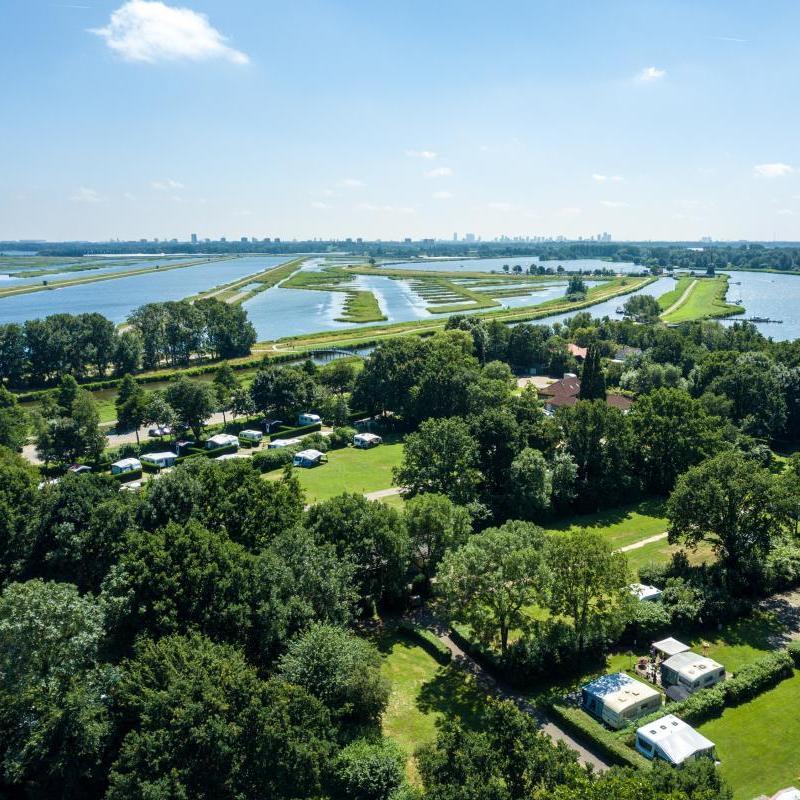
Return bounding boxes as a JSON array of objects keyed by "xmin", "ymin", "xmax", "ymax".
[
  {"xmin": 437, "ymin": 521, "xmax": 548, "ymax": 655},
  {"xmin": 0, "ymin": 384, "xmax": 28, "ymax": 450},
  {"xmin": 579, "ymin": 344, "xmax": 606, "ymax": 401},
  {"xmin": 163, "ymin": 377, "xmax": 216, "ymax": 440}
]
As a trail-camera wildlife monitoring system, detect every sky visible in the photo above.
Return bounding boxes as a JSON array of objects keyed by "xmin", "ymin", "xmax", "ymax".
[{"xmin": 1, "ymin": 0, "xmax": 800, "ymax": 242}]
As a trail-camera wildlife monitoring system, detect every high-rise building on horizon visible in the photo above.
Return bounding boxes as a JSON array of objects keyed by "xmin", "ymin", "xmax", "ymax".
[{"xmin": 190, "ymin": 233, "xmax": 197, "ymax": 244}]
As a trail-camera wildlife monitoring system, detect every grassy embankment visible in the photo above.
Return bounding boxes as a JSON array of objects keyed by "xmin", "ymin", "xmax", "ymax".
[
  {"xmin": 659, "ymin": 275, "xmax": 744, "ymax": 323},
  {"xmin": 0, "ymin": 255, "xmax": 192, "ymax": 278},
  {"xmin": 0, "ymin": 255, "xmax": 240, "ymax": 300},
  {"xmin": 185, "ymin": 256, "xmax": 307, "ymax": 305}
]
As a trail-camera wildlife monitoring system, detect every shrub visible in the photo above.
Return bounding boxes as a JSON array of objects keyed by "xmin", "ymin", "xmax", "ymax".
[
  {"xmin": 548, "ymin": 702, "xmax": 650, "ymax": 769},
  {"xmin": 251, "ymin": 447, "xmax": 299, "ymax": 473},
  {"xmin": 329, "ymin": 738, "xmax": 406, "ymax": 800},
  {"xmin": 302, "ymin": 433, "xmax": 330, "ymax": 453},
  {"xmin": 269, "ymin": 422, "xmax": 321, "ymax": 441},
  {"xmin": 329, "ymin": 426, "xmax": 357, "ymax": 449},
  {"xmin": 789, "ymin": 641, "xmax": 800, "ymax": 668},
  {"xmin": 622, "ymin": 599, "xmax": 671, "ymax": 644}
]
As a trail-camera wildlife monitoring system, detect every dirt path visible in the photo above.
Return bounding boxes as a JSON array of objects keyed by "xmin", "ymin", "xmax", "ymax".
[
  {"xmin": 364, "ymin": 487, "xmax": 404, "ymax": 500},
  {"xmin": 617, "ymin": 532, "xmax": 668, "ymax": 553},
  {"xmin": 660, "ymin": 279, "xmax": 697, "ymax": 318},
  {"xmin": 413, "ymin": 608, "xmax": 611, "ymax": 772}
]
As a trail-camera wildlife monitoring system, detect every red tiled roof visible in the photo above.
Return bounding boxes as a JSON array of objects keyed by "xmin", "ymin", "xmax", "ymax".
[
  {"xmin": 539, "ymin": 375, "xmax": 581, "ymax": 398},
  {"xmin": 568, "ymin": 343, "xmax": 588, "ymax": 359},
  {"xmin": 606, "ymin": 394, "xmax": 634, "ymax": 411}
]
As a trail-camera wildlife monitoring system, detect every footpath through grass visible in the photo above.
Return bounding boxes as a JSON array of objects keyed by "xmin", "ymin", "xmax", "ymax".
[
  {"xmin": 265, "ymin": 439, "xmax": 404, "ymax": 503},
  {"xmin": 660, "ymin": 275, "xmax": 744, "ymax": 323}
]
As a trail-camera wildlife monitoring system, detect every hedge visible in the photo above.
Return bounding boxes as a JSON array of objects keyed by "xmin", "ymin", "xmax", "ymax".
[
  {"xmin": 789, "ymin": 641, "xmax": 800, "ymax": 667},
  {"xmin": 397, "ymin": 621, "xmax": 452, "ymax": 665},
  {"xmin": 251, "ymin": 446, "xmax": 300, "ymax": 473},
  {"xmin": 113, "ymin": 468, "xmax": 142, "ymax": 484},
  {"xmin": 624, "ymin": 650, "xmax": 794, "ymax": 734},
  {"xmin": 548, "ymin": 702, "xmax": 650, "ymax": 770},
  {"xmin": 268, "ymin": 422, "xmax": 322, "ymax": 441}
]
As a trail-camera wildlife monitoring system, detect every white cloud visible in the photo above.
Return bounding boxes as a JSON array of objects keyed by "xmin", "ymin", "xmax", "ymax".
[
  {"xmin": 152, "ymin": 178, "xmax": 184, "ymax": 191},
  {"xmin": 712, "ymin": 36, "xmax": 747, "ymax": 43},
  {"xmin": 593, "ymin": 173, "xmax": 623, "ymax": 182},
  {"xmin": 424, "ymin": 166, "xmax": 453, "ymax": 178},
  {"xmin": 488, "ymin": 202, "xmax": 513, "ymax": 211},
  {"xmin": 777, "ymin": 209, "xmax": 796, "ymax": 216},
  {"xmin": 601, "ymin": 200, "xmax": 629, "ymax": 208},
  {"xmin": 90, "ymin": 1, "xmax": 249, "ymax": 65},
  {"xmin": 432, "ymin": 191, "xmax": 453, "ymax": 200},
  {"xmin": 311, "ymin": 201, "xmax": 331, "ymax": 209},
  {"xmin": 637, "ymin": 66, "xmax": 666, "ymax": 82},
  {"xmin": 338, "ymin": 178, "xmax": 365, "ymax": 189},
  {"xmin": 406, "ymin": 149, "xmax": 437, "ymax": 159},
  {"xmin": 71, "ymin": 187, "xmax": 104, "ymax": 203},
  {"xmin": 754, "ymin": 163, "xmax": 794, "ymax": 178},
  {"xmin": 560, "ymin": 207, "xmax": 582, "ymax": 216}
]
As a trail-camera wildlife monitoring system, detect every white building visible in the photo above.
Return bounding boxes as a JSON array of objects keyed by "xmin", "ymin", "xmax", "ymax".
[
  {"xmin": 635, "ymin": 714, "xmax": 715, "ymax": 766},
  {"xmin": 354, "ymin": 432, "xmax": 382, "ymax": 449},
  {"xmin": 581, "ymin": 673, "xmax": 662, "ymax": 730}
]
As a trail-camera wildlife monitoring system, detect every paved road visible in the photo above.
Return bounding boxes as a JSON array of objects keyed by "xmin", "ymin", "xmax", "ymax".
[{"xmin": 413, "ymin": 608, "xmax": 610, "ymax": 772}]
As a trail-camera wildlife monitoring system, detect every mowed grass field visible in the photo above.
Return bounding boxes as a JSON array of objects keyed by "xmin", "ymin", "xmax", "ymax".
[
  {"xmin": 699, "ymin": 671, "xmax": 800, "ymax": 799},
  {"xmin": 377, "ymin": 631, "xmax": 485, "ymax": 781},
  {"xmin": 266, "ymin": 439, "xmax": 404, "ymax": 503},
  {"xmin": 660, "ymin": 275, "xmax": 743, "ymax": 323}
]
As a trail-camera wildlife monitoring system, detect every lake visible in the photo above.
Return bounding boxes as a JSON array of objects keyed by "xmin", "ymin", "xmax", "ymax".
[
  {"xmin": 0, "ymin": 256, "xmax": 292, "ymax": 325},
  {"xmin": 722, "ymin": 271, "xmax": 800, "ymax": 341}
]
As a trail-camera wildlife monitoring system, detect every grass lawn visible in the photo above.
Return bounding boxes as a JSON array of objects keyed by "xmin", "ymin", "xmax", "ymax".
[
  {"xmin": 657, "ymin": 276, "xmax": 690, "ymax": 310},
  {"xmin": 377, "ymin": 631, "xmax": 486, "ymax": 780},
  {"xmin": 660, "ymin": 275, "xmax": 743, "ymax": 323},
  {"xmin": 544, "ymin": 498, "xmax": 668, "ymax": 550},
  {"xmin": 266, "ymin": 439, "xmax": 404, "ymax": 503},
  {"xmin": 699, "ymin": 671, "xmax": 800, "ymax": 799}
]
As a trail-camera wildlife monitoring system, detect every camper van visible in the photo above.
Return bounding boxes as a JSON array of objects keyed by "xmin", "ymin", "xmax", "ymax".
[{"xmin": 581, "ymin": 673, "xmax": 662, "ymax": 730}]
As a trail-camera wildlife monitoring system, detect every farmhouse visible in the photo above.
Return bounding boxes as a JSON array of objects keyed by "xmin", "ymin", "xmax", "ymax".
[
  {"xmin": 238, "ymin": 429, "xmax": 263, "ymax": 444},
  {"xmin": 630, "ymin": 583, "xmax": 663, "ymax": 602},
  {"xmin": 538, "ymin": 374, "xmax": 633, "ymax": 414},
  {"xmin": 298, "ymin": 412, "xmax": 321, "ymax": 426},
  {"xmin": 635, "ymin": 714, "xmax": 715, "ymax": 766},
  {"xmin": 111, "ymin": 457, "xmax": 141, "ymax": 475},
  {"xmin": 140, "ymin": 451, "xmax": 178, "ymax": 469},
  {"xmin": 268, "ymin": 437, "xmax": 302, "ymax": 449},
  {"xmin": 660, "ymin": 652, "xmax": 725, "ymax": 700},
  {"xmin": 205, "ymin": 434, "xmax": 240, "ymax": 450},
  {"xmin": 293, "ymin": 448, "xmax": 327, "ymax": 468},
  {"xmin": 354, "ymin": 432, "xmax": 382, "ymax": 449},
  {"xmin": 581, "ymin": 672, "xmax": 662, "ymax": 729}
]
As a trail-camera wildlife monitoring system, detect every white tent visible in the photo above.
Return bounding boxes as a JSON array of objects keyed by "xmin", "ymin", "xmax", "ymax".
[
  {"xmin": 635, "ymin": 714, "xmax": 715, "ymax": 765},
  {"xmin": 293, "ymin": 449, "xmax": 326, "ymax": 468},
  {"xmin": 206, "ymin": 434, "xmax": 239, "ymax": 449},
  {"xmin": 581, "ymin": 672, "xmax": 662, "ymax": 729},
  {"xmin": 268, "ymin": 437, "xmax": 302, "ymax": 449}
]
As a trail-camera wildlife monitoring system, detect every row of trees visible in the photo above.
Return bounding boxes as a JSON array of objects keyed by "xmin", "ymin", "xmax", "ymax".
[{"xmin": 0, "ymin": 299, "xmax": 256, "ymax": 387}]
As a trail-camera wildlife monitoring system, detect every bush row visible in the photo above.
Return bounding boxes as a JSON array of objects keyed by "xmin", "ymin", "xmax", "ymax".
[
  {"xmin": 548, "ymin": 702, "xmax": 650, "ymax": 770},
  {"xmin": 397, "ymin": 621, "xmax": 452, "ymax": 665},
  {"xmin": 268, "ymin": 422, "xmax": 322, "ymax": 441}
]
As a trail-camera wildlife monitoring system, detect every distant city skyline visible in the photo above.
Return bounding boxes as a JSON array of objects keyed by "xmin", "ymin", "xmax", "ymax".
[{"xmin": 2, "ymin": 1, "xmax": 800, "ymax": 242}]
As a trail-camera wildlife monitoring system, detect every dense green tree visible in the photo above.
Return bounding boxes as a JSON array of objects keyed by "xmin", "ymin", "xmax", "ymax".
[
  {"xmin": 212, "ymin": 362, "xmax": 239, "ymax": 425},
  {"xmin": 438, "ymin": 521, "xmax": 548, "ymax": 654},
  {"xmin": 196, "ymin": 297, "xmax": 257, "ymax": 359},
  {"xmin": 319, "ymin": 359, "xmax": 359, "ymax": 395},
  {"xmin": 0, "ymin": 446, "xmax": 39, "ymax": 581},
  {"xmin": 305, "ymin": 492, "xmax": 409, "ymax": 607},
  {"xmin": 578, "ymin": 344, "xmax": 606, "ymax": 401},
  {"xmin": 142, "ymin": 391, "xmax": 176, "ymax": 435},
  {"xmin": 667, "ymin": 450, "xmax": 780, "ymax": 586},
  {"xmin": 622, "ymin": 293, "xmax": 661, "ymax": 323},
  {"xmin": 330, "ymin": 738, "xmax": 407, "ymax": 800},
  {"xmin": 250, "ymin": 365, "xmax": 318, "ymax": 418},
  {"xmin": 558, "ymin": 400, "xmax": 635, "ymax": 510},
  {"xmin": 277, "ymin": 624, "xmax": 390, "ymax": 726},
  {"xmin": 565, "ymin": 275, "xmax": 588, "ymax": 297},
  {"xmin": 102, "ymin": 519, "xmax": 253, "ymax": 650},
  {"xmin": 0, "ymin": 322, "xmax": 26, "ymax": 385},
  {"xmin": 108, "ymin": 633, "xmax": 335, "ymax": 800},
  {"xmin": 509, "ymin": 448, "xmax": 552, "ymax": 520},
  {"xmin": 404, "ymin": 493, "xmax": 471, "ymax": 584},
  {"xmin": 544, "ymin": 529, "xmax": 631, "ymax": 654},
  {"xmin": 163, "ymin": 376, "xmax": 216, "ymax": 440},
  {"xmin": 0, "ymin": 383, "xmax": 28, "ymax": 450},
  {"xmin": 115, "ymin": 374, "xmax": 148, "ymax": 444},
  {"xmin": 113, "ymin": 329, "xmax": 143, "ymax": 375},
  {"xmin": 0, "ymin": 580, "xmax": 114, "ymax": 797},
  {"xmin": 629, "ymin": 388, "xmax": 726, "ymax": 494},
  {"xmin": 394, "ymin": 417, "xmax": 482, "ymax": 506}
]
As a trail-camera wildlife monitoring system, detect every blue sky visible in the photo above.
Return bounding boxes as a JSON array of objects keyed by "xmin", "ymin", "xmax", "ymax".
[{"xmin": 1, "ymin": 0, "xmax": 799, "ymax": 242}]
